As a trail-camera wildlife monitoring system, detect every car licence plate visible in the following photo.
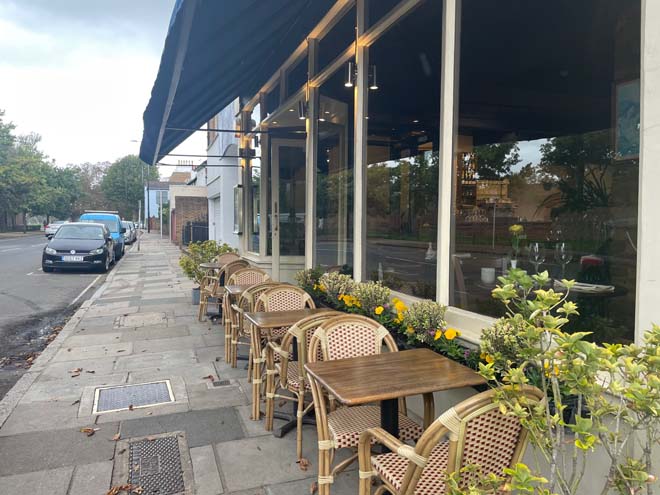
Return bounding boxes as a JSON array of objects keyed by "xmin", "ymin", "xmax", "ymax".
[{"xmin": 62, "ymin": 255, "xmax": 84, "ymax": 262}]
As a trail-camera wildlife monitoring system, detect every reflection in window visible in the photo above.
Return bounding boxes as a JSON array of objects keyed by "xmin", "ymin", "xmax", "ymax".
[
  {"xmin": 316, "ymin": 70, "xmax": 354, "ymax": 272},
  {"xmin": 365, "ymin": 0, "xmax": 441, "ymax": 298},
  {"xmin": 248, "ymin": 161, "xmax": 260, "ymax": 253},
  {"xmin": 452, "ymin": 0, "xmax": 640, "ymax": 344}
]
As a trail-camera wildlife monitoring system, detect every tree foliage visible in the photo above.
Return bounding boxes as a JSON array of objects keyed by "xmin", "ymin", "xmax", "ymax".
[
  {"xmin": 0, "ymin": 109, "xmax": 158, "ymax": 227},
  {"xmin": 101, "ymin": 155, "xmax": 158, "ymax": 220}
]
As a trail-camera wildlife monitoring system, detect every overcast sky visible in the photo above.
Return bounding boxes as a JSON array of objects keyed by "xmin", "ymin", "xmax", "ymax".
[{"xmin": 0, "ymin": 0, "xmax": 204, "ymax": 173}]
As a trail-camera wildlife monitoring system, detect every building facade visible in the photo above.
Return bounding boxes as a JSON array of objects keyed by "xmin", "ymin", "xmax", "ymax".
[{"xmin": 141, "ymin": 0, "xmax": 659, "ymax": 348}]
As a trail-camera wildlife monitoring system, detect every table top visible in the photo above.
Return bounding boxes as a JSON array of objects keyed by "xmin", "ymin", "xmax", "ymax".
[
  {"xmin": 199, "ymin": 262, "xmax": 222, "ymax": 270},
  {"xmin": 305, "ymin": 348, "xmax": 486, "ymax": 405},
  {"xmin": 225, "ymin": 284, "xmax": 255, "ymax": 296},
  {"xmin": 243, "ymin": 308, "xmax": 338, "ymax": 329}
]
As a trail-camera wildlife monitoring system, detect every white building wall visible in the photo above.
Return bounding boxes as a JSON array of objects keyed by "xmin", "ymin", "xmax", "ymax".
[{"xmin": 206, "ymin": 98, "xmax": 241, "ymax": 249}]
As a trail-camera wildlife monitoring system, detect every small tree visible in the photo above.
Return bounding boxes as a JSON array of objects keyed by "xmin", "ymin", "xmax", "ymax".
[
  {"xmin": 178, "ymin": 241, "xmax": 236, "ymax": 286},
  {"xmin": 477, "ymin": 269, "xmax": 659, "ymax": 495}
]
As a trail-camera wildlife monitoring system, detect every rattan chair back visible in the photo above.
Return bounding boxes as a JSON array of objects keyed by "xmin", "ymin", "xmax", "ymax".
[
  {"xmin": 308, "ymin": 314, "xmax": 397, "ymax": 363},
  {"xmin": 214, "ymin": 252, "xmax": 240, "ymax": 265},
  {"xmin": 254, "ymin": 285, "xmax": 316, "ymax": 313},
  {"xmin": 366, "ymin": 386, "xmax": 545, "ymax": 495},
  {"xmin": 226, "ymin": 267, "xmax": 270, "ymax": 286}
]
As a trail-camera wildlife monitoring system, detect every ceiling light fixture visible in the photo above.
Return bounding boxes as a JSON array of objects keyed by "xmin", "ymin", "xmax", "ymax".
[
  {"xmin": 344, "ymin": 61, "xmax": 355, "ymax": 88},
  {"xmin": 369, "ymin": 65, "xmax": 378, "ymax": 90},
  {"xmin": 297, "ymin": 100, "xmax": 307, "ymax": 120}
]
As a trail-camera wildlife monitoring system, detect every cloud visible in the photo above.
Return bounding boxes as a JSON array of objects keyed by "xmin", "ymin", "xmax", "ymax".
[{"xmin": 0, "ymin": 0, "xmax": 205, "ymax": 172}]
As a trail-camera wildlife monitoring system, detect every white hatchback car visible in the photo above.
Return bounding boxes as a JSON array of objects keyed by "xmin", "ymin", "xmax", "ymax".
[{"xmin": 45, "ymin": 220, "xmax": 67, "ymax": 237}]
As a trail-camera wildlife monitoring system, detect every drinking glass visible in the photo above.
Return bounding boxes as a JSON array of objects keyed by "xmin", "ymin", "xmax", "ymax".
[
  {"xmin": 528, "ymin": 242, "xmax": 546, "ymax": 274},
  {"xmin": 554, "ymin": 242, "xmax": 572, "ymax": 278}
]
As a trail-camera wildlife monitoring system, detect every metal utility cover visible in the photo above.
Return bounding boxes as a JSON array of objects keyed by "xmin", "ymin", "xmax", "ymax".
[
  {"xmin": 113, "ymin": 432, "xmax": 193, "ymax": 495},
  {"xmin": 93, "ymin": 380, "xmax": 174, "ymax": 414}
]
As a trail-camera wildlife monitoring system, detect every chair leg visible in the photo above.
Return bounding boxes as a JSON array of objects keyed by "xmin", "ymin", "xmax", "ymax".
[
  {"xmin": 317, "ymin": 447, "xmax": 332, "ymax": 495},
  {"xmin": 264, "ymin": 372, "xmax": 274, "ymax": 431},
  {"xmin": 247, "ymin": 348, "xmax": 253, "ymax": 383},
  {"xmin": 296, "ymin": 392, "xmax": 304, "ymax": 460}
]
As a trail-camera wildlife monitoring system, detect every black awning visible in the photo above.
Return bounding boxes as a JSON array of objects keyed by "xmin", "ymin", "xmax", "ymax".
[{"xmin": 140, "ymin": 0, "xmax": 335, "ymax": 165}]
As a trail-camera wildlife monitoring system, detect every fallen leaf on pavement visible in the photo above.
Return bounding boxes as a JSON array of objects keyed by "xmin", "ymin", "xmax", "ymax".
[
  {"xmin": 128, "ymin": 404, "xmax": 134, "ymax": 411},
  {"xmin": 69, "ymin": 368, "xmax": 83, "ymax": 373},
  {"xmin": 310, "ymin": 481, "xmax": 318, "ymax": 494},
  {"xmin": 296, "ymin": 458, "xmax": 310, "ymax": 471},
  {"xmin": 71, "ymin": 400, "xmax": 80, "ymax": 406},
  {"xmin": 70, "ymin": 373, "xmax": 80, "ymax": 378},
  {"xmin": 85, "ymin": 370, "xmax": 95, "ymax": 374},
  {"xmin": 80, "ymin": 427, "xmax": 100, "ymax": 437},
  {"xmin": 112, "ymin": 433, "xmax": 121, "ymax": 441},
  {"xmin": 202, "ymin": 375, "xmax": 215, "ymax": 381},
  {"xmin": 106, "ymin": 484, "xmax": 139, "ymax": 495},
  {"xmin": 146, "ymin": 436, "xmax": 157, "ymax": 441}
]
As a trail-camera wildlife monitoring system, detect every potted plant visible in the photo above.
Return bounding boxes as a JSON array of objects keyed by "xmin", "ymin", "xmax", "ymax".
[
  {"xmin": 179, "ymin": 240, "xmax": 236, "ymax": 304},
  {"xmin": 508, "ymin": 223, "xmax": 525, "ymax": 268},
  {"xmin": 475, "ymin": 269, "xmax": 660, "ymax": 495}
]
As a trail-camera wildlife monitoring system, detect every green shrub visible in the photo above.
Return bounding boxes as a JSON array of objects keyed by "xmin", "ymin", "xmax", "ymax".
[{"xmin": 179, "ymin": 240, "xmax": 236, "ymax": 286}]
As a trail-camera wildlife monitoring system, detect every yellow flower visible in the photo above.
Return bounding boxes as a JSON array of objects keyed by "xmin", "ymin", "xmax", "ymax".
[
  {"xmin": 508, "ymin": 224, "xmax": 524, "ymax": 235},
  {"xmin": 374, "ymin": 306, "xmax": 384, "ymax": 315},
  {"xmin": 444, "ymin": 328, "xmax": 460, "ymax": 340},
  {"xmin": 394, "ymin": 300, "xmax": 407, "ymax": 313},
  {"xmin": 434, "ymin": 330, "xmax": 443, "ymax": 341},
  {"xmin": 319, "ymin": 284, "xmax": 327, "ymax": 292},
  {"xmin": 395, "ymin": 314, "xmax": 403, "ymax": 324},
  {"xmin": 392, "ymin": 297, "xmax": 400, "ymax": 305},
  {"xmin": 481, "ymin": 353, "xmax": 494, "ymax": 364},
  {"xmin": 406, "ymin": 325, "xmax": 415, "ymax": 335}
]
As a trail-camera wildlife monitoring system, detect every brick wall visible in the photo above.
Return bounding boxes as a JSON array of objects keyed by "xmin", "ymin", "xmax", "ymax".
[{"xmin": 173, "ymin": 196, "xmax": 208, "ymax": 245}]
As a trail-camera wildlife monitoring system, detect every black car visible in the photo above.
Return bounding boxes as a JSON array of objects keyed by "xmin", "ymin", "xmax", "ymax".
[{"xmin": 42, "ymin": 222, "xmax": 115, "ymax": 273}]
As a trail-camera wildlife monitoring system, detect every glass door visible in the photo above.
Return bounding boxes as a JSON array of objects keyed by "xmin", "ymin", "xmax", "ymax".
[{"xmin": 271, "ymin": 138, "xmax": 306, "ymax": 280}]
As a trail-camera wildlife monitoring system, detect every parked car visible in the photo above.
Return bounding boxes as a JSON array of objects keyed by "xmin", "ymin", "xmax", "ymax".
[
  {"xmin": 42, "ymin": 222, "xmax": 114, "ymax": 273},
  {"xmin": 79, "ymin": 211, "xmax": 125, "ymax": 260},
  {"xmin": 122, "ymin": 221, "xmax": 136, "ymax": 244},
  {"xmin": 45, "ymin": 220, "xmax": 67, "ymax": 238}
]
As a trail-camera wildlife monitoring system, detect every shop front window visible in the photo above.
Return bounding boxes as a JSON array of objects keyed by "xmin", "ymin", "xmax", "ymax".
[
  {"xmin": 316, "ymin": 68, "xmax": 354, "ymax": 272},
  {"xmin": 365, "ymin": 0, "xmax": 441, "ymax": 298},
  {"xmin": 451, "ymin": 0, "xmax": 641, "ymax": 344}
]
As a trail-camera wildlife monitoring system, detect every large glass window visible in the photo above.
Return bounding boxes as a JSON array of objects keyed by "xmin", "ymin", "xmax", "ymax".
[
  {"xmin": 319, "ymin": 6, "xmax": 356, "ymax": 69},
  {"xmin": 451, "ymin": 0, "xmax": 641, "ymax": 344},
  {"xmin": 365, "ymin": 0, "xmax": 441, "ymax": 298},
  {"xmin": 248, "ymin": 157, "xmax": 261, "ymax": 253},
  {"xmin": 316, "ymin": 69, "xmax": 355, "ymax": 271}
]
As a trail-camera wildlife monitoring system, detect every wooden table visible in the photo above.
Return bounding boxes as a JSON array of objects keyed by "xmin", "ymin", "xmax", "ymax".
[
  {"xmin": 305, "ymin": 348, "xmax": 486, "ymax": 440},
  {"xmin": 225, "ymin": 284, "xmax": 255, "ymax": 297},
  {"xmin": 199, "ymin": 262, "xmax": 222, "ymax": 270},
  {"xmin": 244, "ymin": 308, "xmax": 338, "ymax": 423}
]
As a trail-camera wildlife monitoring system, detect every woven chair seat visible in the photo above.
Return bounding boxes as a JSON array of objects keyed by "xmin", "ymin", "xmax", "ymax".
[
  {"xmin": 371, "ymin": 442, "xmax": 449, "ymax": 495},
  {"xmin": 328, "ymin": 406, "xmax": 423, "ymax": 449},
  {"xmin": 275, "ymin": 362, "xmax": 310, "ymax": 392}
]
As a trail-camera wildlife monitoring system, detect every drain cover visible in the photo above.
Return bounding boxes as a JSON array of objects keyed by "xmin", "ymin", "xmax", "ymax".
[
  {"xmin": 114, "ymin": 432, "xmax": 193, "ymax": 495},
  {"xmin": 93, "ymin": 380, "xmax": 174, "ymax": 414}
]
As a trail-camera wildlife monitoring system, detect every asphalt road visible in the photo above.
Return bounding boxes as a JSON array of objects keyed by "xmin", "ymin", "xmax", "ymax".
[{"xmin": 0, "ymin": 233, "xmax": 107, "ymax": 398}]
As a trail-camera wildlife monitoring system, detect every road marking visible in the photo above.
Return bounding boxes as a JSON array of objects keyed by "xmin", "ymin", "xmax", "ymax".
[
  {"xmin": 30, "ymin": 243, "xmax": 46, "ymax": 247},
  {"xmin": 0, "ymin": 247, "xmax": 20, "ymax": 252},
  {"xmin": 68, "ymin": 274, "xmax": 101, "ymax": 307},
  {"xmin": 26, "ymin": 271, "xmax": 34, "ymax": 276}
]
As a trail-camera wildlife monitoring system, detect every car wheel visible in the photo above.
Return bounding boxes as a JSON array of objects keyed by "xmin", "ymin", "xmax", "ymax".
[
  {"xmin": 42, "ymin": 265, "xmax": 53, "ymax": 273},
  {"xmin": 101, "ymin": 254, "xmax": 110, "ymax": 273}
]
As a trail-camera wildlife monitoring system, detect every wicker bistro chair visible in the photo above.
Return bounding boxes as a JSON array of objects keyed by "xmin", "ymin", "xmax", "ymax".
[
  {"xmin": 222, "ymin": 267, "xmax": 271, "ymax": 363},
  {"xmin": 307, "ymin": 315, "xmax": 424, "ymax": 494},
  {"xmin": 249, "ymin": 286, "xmax": 316, "ymax": 420},
  {"xmin": 214, "ymin": 252, "xmax": 240, "ymax": 265},
  {"xmin": 198, "ymin": 259, "xmax": 249, "ymax": 322},
  {"xmin": 264, "ymin": 313, "xmax": 336, "ymax": 460},
  {"xmin": 357, "ymin": 386, "xmax": 545, "ymax": 495},
  {"xmin": 228, "ymin": 280, "xmax": 278, "ymax": 370}
]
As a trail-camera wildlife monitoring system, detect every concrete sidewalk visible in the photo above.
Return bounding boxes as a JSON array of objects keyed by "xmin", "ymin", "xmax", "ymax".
[{"xmin": 0, "ymin": 234, "xmax": 358, "ymax": 495}]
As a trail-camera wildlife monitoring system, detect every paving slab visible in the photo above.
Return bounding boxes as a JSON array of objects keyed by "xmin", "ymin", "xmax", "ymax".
[
  {"xmin": 20, "ymin": 372, "xmax": 127, "ymax": 404},
  {"xmin": 113, "ymin": 349, "xmax": 196, "ymax": 372},
  {"xmin": 120, "ymin": 407, "xmax": 244, "ymax": 448},
  {"xmin": 215, "ymin": 434, "xmax": 316, "ymax": 492},
  {"xmin": 119, "ymin": 325, "xmax": 191, "ymax": 342},
  {"xmin": 39, "ymin": 356, "xmax": 119, "ymax": 380},
  {"xmin": 132, "ymin": 335, "xmax": 204, "ymax": 354},
  {"xmin": 68, "ymin": 461, "xmax": 113, "ymax": 495},
  {"xmin": 63, "ymin": 332, "xmax": 124, "ymax": 347},
  {"xmin": 187, "ymin": 382, "xmax": 249, "ymax": 410},
  {"xmin": 0, "ymin": 400, "xmax": 92, "ymax": 435},
  {"xmin": 0, "ymin": 423, "xmax": 119, "ymax": 476},
  {"xmin": 266, "ymin": 471, "xmax": 359, "ymax": 495},
  {"xmin": 115, "ymin": 312, "xmax": 169, "ymax": 328},
  {"xmin": 191, "ymin": 445, "xmax": 224, "ymax": 495},
  {"xmin": 128, "ymin": 362, "xmax": 218, "ymax": 387},
  {"xmin": 0, "ymin": 466, "xmax": 74, "ymax": 495},
  {"xmin": 51, "ymin": 342, "xmax": 133, "ymax": 362}
]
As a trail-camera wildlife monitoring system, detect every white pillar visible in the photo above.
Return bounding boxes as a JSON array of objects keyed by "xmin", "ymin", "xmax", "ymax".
[
  {"xmin": 436, "ymin": 0, "xmax": 460, "ymax": 305},
  {"xmin": 305, "ymin": 38, "xmax": 319, "ymax": 269},
  {"xmin": 635, "ymin": 0, "xmax": 660, "ymax": 338}
]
